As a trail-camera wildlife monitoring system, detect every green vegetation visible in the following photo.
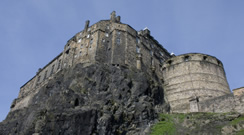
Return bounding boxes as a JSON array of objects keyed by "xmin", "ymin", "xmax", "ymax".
[
  {"xmin": 150, "ymin": 114, "xmax": 176, "ymax": 135},
  {"xmin": 150, "ymin": 112, "xmax": 244, "ymax": 135},
  {"xmin": 237, "ymin": 129, "xmax": 244, "ymax": 135},
  {"xmin": 231, "ymin": 115, "xmax": 244, "ymax": 125}
]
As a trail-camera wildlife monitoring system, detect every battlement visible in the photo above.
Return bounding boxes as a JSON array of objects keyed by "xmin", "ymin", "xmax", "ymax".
[{"xmin": 163, "ymin": 53, "xmax": 223, "ymax": 68}]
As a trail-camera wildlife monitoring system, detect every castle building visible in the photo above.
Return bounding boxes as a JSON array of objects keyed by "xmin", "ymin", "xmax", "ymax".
[
  {"xmin": 11, "ymin": 11, "xmax": 243, "ymax": 114},
  {"xmin": 11, "ymin": 11, "xmax": 171, "ymax": 111}
]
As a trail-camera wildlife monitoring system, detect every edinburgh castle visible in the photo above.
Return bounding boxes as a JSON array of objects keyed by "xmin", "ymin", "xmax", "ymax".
[{"xmin": 2, "ymin": 11, "xmax": 244, "ymax": 135}]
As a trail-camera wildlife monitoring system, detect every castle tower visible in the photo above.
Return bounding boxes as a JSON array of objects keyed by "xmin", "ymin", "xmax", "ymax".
[{"xmin": 162, "ymin": 53, "xmax": 231, "ymax": 113}]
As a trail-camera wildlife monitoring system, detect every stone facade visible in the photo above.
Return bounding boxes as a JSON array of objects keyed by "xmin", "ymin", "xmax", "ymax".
[
  {"xmin": 162, "ymin": 53, "xmax": 231, "ymax": 113},
  {"xmin": 11, "ymin": 11, "xmax": 171, "ymax": 111},
  {"xmin": 233, "ymin": 87, "xmax": 244, "ymax": 97}
]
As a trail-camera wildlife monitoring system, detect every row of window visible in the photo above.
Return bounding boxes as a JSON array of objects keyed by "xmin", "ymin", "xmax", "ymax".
[
  {"xmin": 37, "ymin": 59, "xmax": 62, "ymax": 83},
  {"xmin": 166, "ymin": 55, "xmax": 221, "ymax": 65}
]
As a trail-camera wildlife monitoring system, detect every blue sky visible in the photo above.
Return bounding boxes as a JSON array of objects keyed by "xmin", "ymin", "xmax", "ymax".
[{"xmin": 0, "ymin": 0, "xmax": 244, "ymax": 122}]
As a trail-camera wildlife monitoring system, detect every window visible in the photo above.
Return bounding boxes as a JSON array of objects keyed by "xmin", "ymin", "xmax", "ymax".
[
  {"xmin": 116, "ymin": 38, "xmax": 120, "ymax": 45},
  {"xmin": 102, "ymin": 39, "xmax": 105, "ymax": 43},
  {"xmin": 136, "ymin": 37, "xmax": 140, "ymax": 44},
  {"xmin": 160, "ymin": 59, "xmax": 164, "ymax": 64},
  {"xmin": 37, "ymin": 76, "xmax": 41, "ymax": 82},
  {"xmin": 117, "ymin": 31, "xmax": 120, "ymax": 35},
  {"xmin": 150, "ymin": 50, "xmax": 153, "ymax": 56},
  {"xmin": 90, "ymin": 38, "xmax": 93, "ymax": 45},
  {"xmin": 80, "ymin": 51, "xmax": 82, "ymax": 56},
  {"xmin": 78, "ymin": 39, "xmax": 81, "ymax": 43},
  {"xmin": 151, "ymin": 57, "xmax": 154, "ymax": 66},
  {"xmin": 106, "ymin": 24, "xmax": 110, "ymax": 30},
  {"xmin": 184, "ymin": 56, "xmax": 190, "ymax": 62},
  {"xmin": 203, "ymin": 56, "xmax": 207, "ymax": 61},
  {"xmin": 160, "ymin": 51, "xmax": 164, "ymax": 56},
  {"xmin": 44, "ymin": 70, "xmax": 48, "ymax": 80},
  {"xmin": 80, "ymin": 44, "xmax": 83, "ymax": 48},
  {"xmin": 105, "ymin": 33, "xmax": 109, "ymax": 37},
  {"xmin": 136, "ymin": 46, "xmax": 140, "ymax": 53},
  {"xmin": 50, "ymin": 65, "xmax": 55, "ymax": 75},
  {"xmin": 217, "ymin": 60, "xmax": 221, "ymax": 65},
  {"xmin": 87, "ymin": 34, "xmax": 90, "ymax": 38},
  {"xmin": 168, "ymin": 60, "xmax": 172, "ymax": 65},
  {"xmin": 57, "ymin": 60, "xmax": 61, "ymax": 69},
  {"xmin": 74, "ymin": 98, "xmax": 79, "ymax": 107},
  {"xmin": 65, "ymin": 49, "xmax": 69, "ymax": 54}
]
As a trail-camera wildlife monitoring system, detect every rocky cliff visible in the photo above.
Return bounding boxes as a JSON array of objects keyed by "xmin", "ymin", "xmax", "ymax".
[{"xmin": 0, "ymin": 63, "xmax": 168, "ymax": 135}]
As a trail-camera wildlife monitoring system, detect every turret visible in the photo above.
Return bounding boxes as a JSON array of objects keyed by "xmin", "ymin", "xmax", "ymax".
[{"xmin": 84, "ymin": 20, "xmax": 90, "ymax": 32}]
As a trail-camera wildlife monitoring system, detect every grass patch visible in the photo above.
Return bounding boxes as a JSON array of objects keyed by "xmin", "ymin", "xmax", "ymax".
[
  {"xmin": 173, "ymin": 113, "xmax": 186, "ymax": 123},
  {"xmin": 231, "ymin": 115, "xmax": 244, "ymax": 125},
  {"xmin": 236, "ymin": 129, "xmax": 244, "ymax": 135},
  {"xmin": 151, "ymin": 114, "xmax": 176, "ymax": 135}
]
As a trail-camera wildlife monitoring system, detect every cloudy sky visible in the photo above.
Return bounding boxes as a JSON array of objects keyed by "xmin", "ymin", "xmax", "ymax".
[{"xmin": 0, "ymin": 0, "xmax": 244, "ymax": 122}]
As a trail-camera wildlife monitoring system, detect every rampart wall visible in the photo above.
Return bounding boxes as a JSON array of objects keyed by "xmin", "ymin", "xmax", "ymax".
[
  {"xmin": 233, "ymin": 87, "xmax": 244, "ymax": 97},
  {"xmin": 195, "ymin": 94, "xmax": 244, "ymax": 113}
]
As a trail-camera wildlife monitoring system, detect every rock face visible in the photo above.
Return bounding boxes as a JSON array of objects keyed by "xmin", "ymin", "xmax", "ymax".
[{"xmin": 0, "ymin": 63, "xmax": 168, "ymax": 135}]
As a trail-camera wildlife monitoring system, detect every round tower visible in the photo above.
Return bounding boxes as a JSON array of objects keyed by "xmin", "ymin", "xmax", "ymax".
[{"xmin": 162, "ymin": 53, "xmax": 231, "ymax": 113}]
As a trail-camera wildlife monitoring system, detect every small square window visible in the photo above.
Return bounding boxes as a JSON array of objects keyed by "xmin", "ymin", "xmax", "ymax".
[
  {"xmin": 136, "ymin": 37, "xmax": 140, "ymax": 44},
  {"xmin": 78, "ymin": 39, "xmax": 82, "ymax": 43},
  {"xmin": 90, "ymin": 38, "xmax": 93, "ymax": 45},
  {"xmin": 184, "ymin": 56, "xmax": 190, "ymax": 62},
  {"xmin": 102, "ymin": 39, "xmax": 105, "ymax": 43},
  {"xmin": 116, "ymin": 38, "xmax": 120, "ymax": 45},
  {"xmin": 136, "ymin": 46, "xmax": 140, "ymax": 53},
  {"xmin": 106, "ymin": 24, "xmax": 110, "ymax": 29},
  {"xmin": 160, "ymin": 51, "xmax": 164, "ymax": 56},
  {"xmin": 150, "ymin": 50, "xmax": 153, "ymax": 56},
  {"xmin": 160, "ymin": 59, "xmax": 164, "ymax": 64},
  {"xmin": 37, "ymin": 76, "xmax": 41, "ymax": 82},
  {"xmin": 105, "ymin": 33, "xmax": 109, "ymax": 37}
]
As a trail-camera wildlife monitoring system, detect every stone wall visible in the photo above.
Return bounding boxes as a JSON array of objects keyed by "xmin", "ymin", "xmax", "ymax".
[
  {"xmin": 233, "ymin": 87, "xmax": 244, "ymax": 97},
  {"xmin": 198, "ymin": 94, "xmax": 235, "ymax": 113},
  {"xmin": 162, "ymin": 53, "xmax": 231, "ymax": 113},
  {"xmin": 18, "ymin": 53, "xmax": 63, "ymax": 99},
  {"xmin": 197, "ymin": 94, "xmax": 244, "ymax": 113}
]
